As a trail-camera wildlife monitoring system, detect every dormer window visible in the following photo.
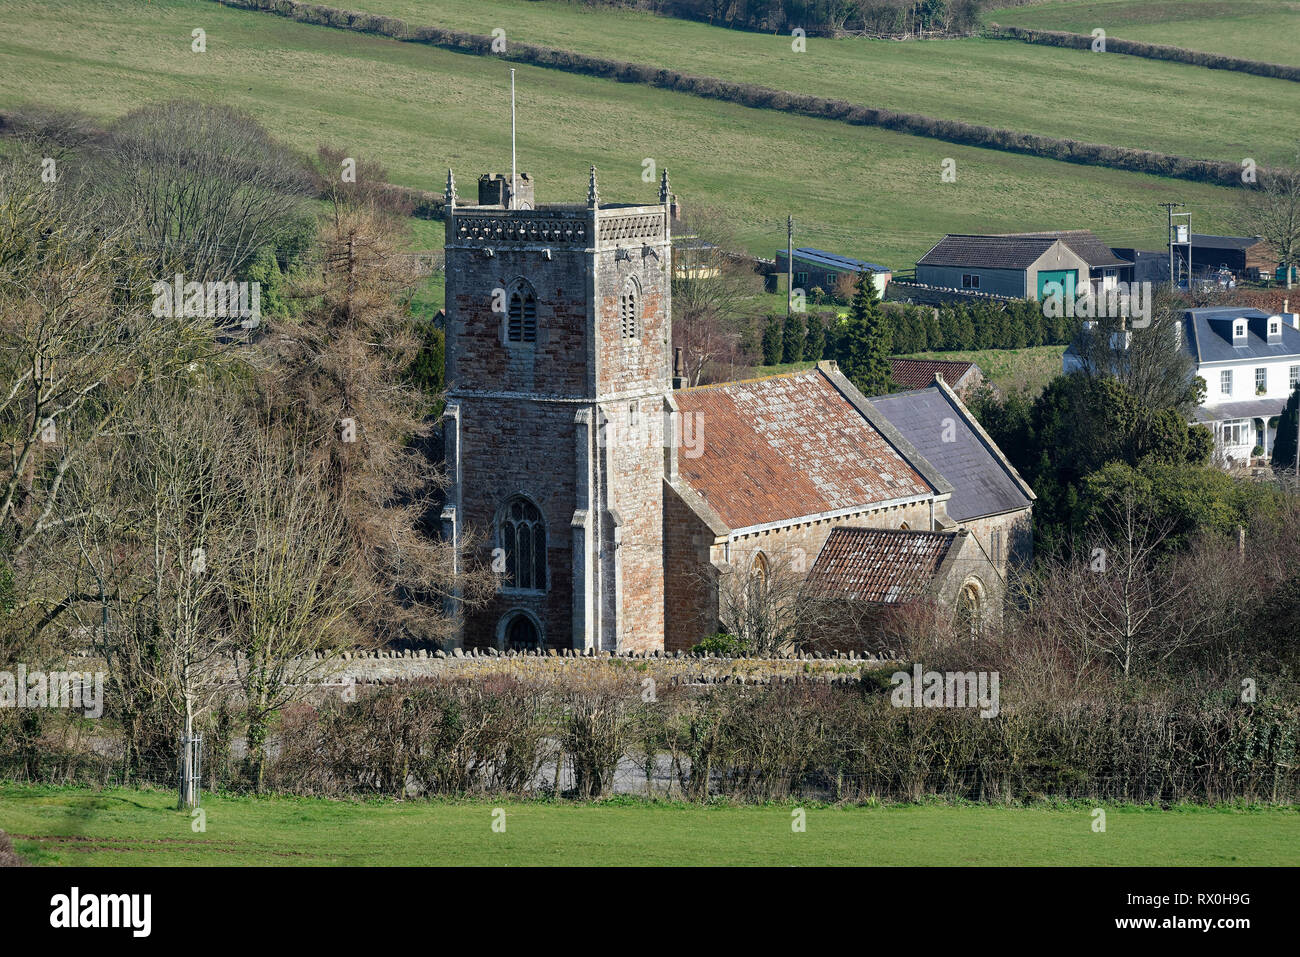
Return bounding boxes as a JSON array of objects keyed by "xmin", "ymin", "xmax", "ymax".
[
  {"xmin": 1233, "ymin": 320, "xmax": 1247, "ymax": 340},
  {"xmin": 1269, "ymin": 318, "xmax": 1282, "ymax": 338},
  {"xmin": 506, "ymin": 280, "xmax": 537, "ymax": 343}
]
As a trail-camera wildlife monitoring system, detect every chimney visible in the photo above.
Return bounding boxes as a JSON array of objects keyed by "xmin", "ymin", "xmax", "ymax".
[{"xmin": 672, "ymin": 347, "xmax": 686, "ymax": 389}]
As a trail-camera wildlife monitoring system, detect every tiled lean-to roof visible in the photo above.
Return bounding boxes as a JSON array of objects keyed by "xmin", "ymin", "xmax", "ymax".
[
  {"xmin": 808, "ymin": 527, "xmax": 957, "ymax": 603},
  {"xmin": 673, "ymin": 366, "xmax": 933, "ymax": 530}
]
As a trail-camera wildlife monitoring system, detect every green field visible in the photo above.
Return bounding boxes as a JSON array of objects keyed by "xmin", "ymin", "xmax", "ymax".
[
  {"xmin": 988, "ymin": 0, "xmax": 1300, "ymax": 66},
  {"xmin": 339, "ymin": 0, "xmax": 1298, "ymax": 166},
  {"xmin": 0, "ymin": 0, "xmax": 1258, "ymax": 267},
  {"xmin": 1, "ymin": 785, "xmax": 1296, "ymax": 865}
]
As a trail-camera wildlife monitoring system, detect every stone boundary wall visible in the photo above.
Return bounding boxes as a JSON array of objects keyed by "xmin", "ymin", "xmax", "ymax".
[
  {"xmin": 209, "ymin": 0, "xmax": 1251, "ymax": 188},
  {"xmin": 69, "ymin": 647, "xmax": 900, "ymax": 691}
]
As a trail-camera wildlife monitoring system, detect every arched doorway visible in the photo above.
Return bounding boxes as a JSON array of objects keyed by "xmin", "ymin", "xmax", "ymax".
[
  {"xmin": 955, "ymin": 579, "xmax": 985, "ymax": 641},
  {"xmin": 501, "ymin": 611, "xmax": 542, "ymax": 651}
]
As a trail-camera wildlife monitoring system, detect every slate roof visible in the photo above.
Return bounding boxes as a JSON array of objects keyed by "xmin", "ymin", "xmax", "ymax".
[
  {"xmin": 916, "ymin": 234, "xmax": 1057, "ymax": 270},
  {"xmin": 1194, "ymin": 398, "xmax": 1287, "ymax": 423},
  {"xmin": 870, "ymin": 383, "xmax": 1034, "ymax": 522},
  {"xmin": 673, "ymin": 367, "xmax": 933, "ymax": 530},
  {"xmin": 1182, "ymin": 308, "xmax": 1300, "ymax": 363},
  {"xmin": 808, "ymin": 527, "xmax": 956, "ymax": 603},
  {"xmin": 780, "ymin": 247, "xmax": 891, "ymax": 274},
  {"xmin": 995, "ymin": 230, "xmax": 1130, "ymax": 268},
  {"xmin": 889, "ymin": 358, "xmax": 978, "ymax": 391},
  {"xmin": 1189, "ymin": 234, "xmax": 1270, "ymax": 250}
]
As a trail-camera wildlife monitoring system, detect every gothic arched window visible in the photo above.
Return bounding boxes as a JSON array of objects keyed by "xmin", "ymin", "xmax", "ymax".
[
  {"xmin": 620, "ymin": 279, "xmax": 640, "ymax": 340},
  {"xmin": 507, "ymin": 281, "xmax": 537, "ymax": 343},
  {"xmin": 502, "ymin": 611, "xmax": 542, "ymax": 650},
  {"xmin": 500, "ymin": 497, "xmax": 546, "ymax": 592}
]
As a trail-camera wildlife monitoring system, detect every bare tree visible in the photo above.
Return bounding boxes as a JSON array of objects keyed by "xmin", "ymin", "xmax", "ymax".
[
  {"xmin": 92, "ymin": 100, "xmax": 312, "ymax": 283},
  {"xmin": 671, "ymin": 205, "xmax": 762, "ymax": 386},
  {"xmin": 222, "ymin": 427, "xmax": 363, "ymax": 789},
  {"xmin": 1024, "ymin": 492, "xmax": 1220, "ymax": 676},
  {"xmin": 0, "ymin": 156, "xmax": 216, "ymax": 578},
  {"xmin": 1242, "ymin": 142, "xmax": 1300, "ymax": 289}
]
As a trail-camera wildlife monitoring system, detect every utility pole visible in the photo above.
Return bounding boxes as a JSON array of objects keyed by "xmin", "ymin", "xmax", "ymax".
[
  {"xmin": 1160, "ymin": 202, "xmax": 1184, "ymax": 286},
  {"xmin": 510, "ymin": 69, "xmax": 517, "ymax": 210},
  {"xmin": 787, "ymin": 215, "xmax": 794, "ymax": 317}
]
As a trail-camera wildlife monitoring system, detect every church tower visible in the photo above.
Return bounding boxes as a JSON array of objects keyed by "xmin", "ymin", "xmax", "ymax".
[{"xmin": 441, "ymin": 167, "xmax": 673, "ymax": 652}]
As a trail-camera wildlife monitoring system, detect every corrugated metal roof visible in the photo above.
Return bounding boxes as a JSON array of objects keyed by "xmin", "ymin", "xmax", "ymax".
[
  {"xmin": 871, "ymin": 386, "xmax": 1033, "ymax": 521},
  {"xmin": 808, "ymin": 527, "xmax": 956, "ymax": 603},
  {"xmin": 1189, "ymin": 234, "xmax": 1270, "ymax": 250},
  {"xmin": 673, "ymin": 368, "xmax": 931, "ymax": 530},
  {"xmin": 779, "ymin": 247, "xmax": 890, "ymax": 274}
]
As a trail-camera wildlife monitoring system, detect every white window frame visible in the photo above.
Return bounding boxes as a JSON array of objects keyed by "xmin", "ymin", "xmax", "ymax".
[
  {"xmin": 1219, "ymin": 419, "xmax": 1251, "ymax": 447},
  {"xmin": 1220, "ymin": 369, "xmax": 1233, "ymax": 395},
  {"xmin": 962, "ymin": 273, "xmax": 980, "ymax": 289},
  {"xmin": 1256, "ymin": 367, "xmax": 1267, "ymax": 392}
]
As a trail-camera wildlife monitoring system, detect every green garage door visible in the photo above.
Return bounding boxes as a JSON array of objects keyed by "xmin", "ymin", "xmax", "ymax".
[{"xmin": 1037, "ymin": 269, "xmax": 1078, "ymax": 301}]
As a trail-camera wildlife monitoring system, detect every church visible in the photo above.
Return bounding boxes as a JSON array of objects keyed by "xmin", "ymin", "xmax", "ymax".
[{"xmin": 439, "ymin": 170, "xmax": 1034, "ymax": 653}]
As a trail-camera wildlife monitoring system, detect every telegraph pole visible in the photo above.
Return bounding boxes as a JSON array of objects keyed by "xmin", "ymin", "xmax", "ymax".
[
  {"xmin": 510, "ymin": 69, "xmax": 517, "ymax": 210},
  {"xmin": 787, "ymin": 215, "xmax": 794, "ymax": 316}
]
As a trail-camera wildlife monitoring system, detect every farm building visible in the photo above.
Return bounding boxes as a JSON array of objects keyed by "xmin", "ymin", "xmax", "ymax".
[
  {"xmin": 1174, "ymin": 234, "xmax": 1278, "ymax": 281},
  {"xmin": 994, "ymin": 230, "xmax": 1132, "ymax": 292},
  {"xmin": 1111, "ymin": 248, "xmax": 1170, "ymax": 285},
  {"xmin": 915, "ymin": 234, "xmax": 1090, "ymax": 300},
  {"xmin": 774, "ymin": 247, "xmax": 891, "ymax": 298}
]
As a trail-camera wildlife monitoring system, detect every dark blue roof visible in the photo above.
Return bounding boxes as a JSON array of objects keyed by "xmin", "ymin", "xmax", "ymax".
[
  {"xmin": 1183, "ymin": 308, "xmax": 1300, "ymax": 363},
  {"xmin": 870, "ymin": 386, "xmax": 1033, "ymax": 522},
  {"xmin": 779, "ymin": 247, "xmax": 890, "ymax": 273}
]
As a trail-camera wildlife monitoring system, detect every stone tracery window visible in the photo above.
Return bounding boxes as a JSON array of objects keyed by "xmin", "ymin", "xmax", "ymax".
[{"xmin": 500, "ymin": 497, "xmax": 546, "ymax": 592}]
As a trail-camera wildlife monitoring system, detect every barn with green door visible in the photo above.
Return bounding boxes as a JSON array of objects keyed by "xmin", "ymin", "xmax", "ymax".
[{"xmin": 916, "ymin": 234, "xmax": 1089, "ymax": 300}]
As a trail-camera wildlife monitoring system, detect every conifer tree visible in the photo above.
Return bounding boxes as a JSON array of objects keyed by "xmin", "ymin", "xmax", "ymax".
[{"xmin": 838, "ymin": 270, "xmax": 893, "ymax": 396}]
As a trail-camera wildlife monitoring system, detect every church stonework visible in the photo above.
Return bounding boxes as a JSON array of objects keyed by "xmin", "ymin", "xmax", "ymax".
[{"xmin": 441, "ymin": 169, "xmax": 673, "ymax": 652}]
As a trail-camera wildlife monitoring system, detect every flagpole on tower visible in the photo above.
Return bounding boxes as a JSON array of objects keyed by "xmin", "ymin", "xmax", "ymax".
[{"xmin": 510, "ymin": 68, "xmax": 517, "ymax": 211}]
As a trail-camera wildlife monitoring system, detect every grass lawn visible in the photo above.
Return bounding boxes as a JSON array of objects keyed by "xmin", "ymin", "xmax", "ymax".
[
  {"xmin": 342, "ymin": 0, "xmax": 1299, "ymax": 166},
  {"xmin": 1, "ymin": 784, "xmax": 1296, "ymax": 865},
  {"xmin": 987, "ymin": 0, "xmax": 1300, "ymax": 67},
  {"xmin": 0, "ymin": 0, "xmax": 1256, "ymax": 267}
]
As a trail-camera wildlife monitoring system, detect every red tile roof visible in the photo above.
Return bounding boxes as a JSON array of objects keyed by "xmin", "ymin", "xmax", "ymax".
[
  {"xmin": 673, "ymin": 368, "xmax": 931, "ymax": 530},
  {"xmin": 889, "ymin": 358, "xmax": 977, "ymax": 391},
  {"xmin": 808, "ymin": 527, "xmax": 957, "ymax": 603}
]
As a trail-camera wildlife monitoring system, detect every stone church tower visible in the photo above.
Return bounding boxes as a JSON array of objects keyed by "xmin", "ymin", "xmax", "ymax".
[{"xmin": 441, "ymin": 168, "xmax": 673, "ymax": 652}]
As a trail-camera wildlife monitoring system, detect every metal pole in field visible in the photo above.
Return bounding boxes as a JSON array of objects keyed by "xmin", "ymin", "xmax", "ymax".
[
  {"xmin": 787, "ymin": 215, "xmax": 794, "ymax": 317},
  {"xmin": 510, "ymin": 69, "xmax": 517, "ymax": 210}
]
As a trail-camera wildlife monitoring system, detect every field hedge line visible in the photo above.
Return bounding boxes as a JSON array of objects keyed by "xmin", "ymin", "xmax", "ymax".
[
  {"xmin": 989, "ymin": 25, "xmax": 1300, "ymax": 83},
  {"xmin": 212, "ymin": 0, "xmax": 1249, "ymax": 188},
  {"xmin": 7, "ymin": 675, "xmax": 1296, "ymax": 804}
]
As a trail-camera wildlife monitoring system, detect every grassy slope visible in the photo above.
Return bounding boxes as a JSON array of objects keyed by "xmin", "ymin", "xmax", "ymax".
[
  {"xmin": 0, "ymin": 0, "xmax": 1252, "ymax": 267},
  {"xmin": 987, "ymin": 0, "xmax": 1300, "ymax": 66},
  {"xmin": 898, "ymin": 345, "xmax": 1066, "ymax": 394},
  {"xmin": 2, "ymin": 785, "xmax": 1296, "ymax": 865},
  {"xmin": 341, "ymin": 0, "xmax": 1298, "ymax": 165}
]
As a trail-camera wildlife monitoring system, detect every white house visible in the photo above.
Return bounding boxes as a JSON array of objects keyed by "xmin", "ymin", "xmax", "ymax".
[
  {"xmin": 1064, "ymin": 305, "xmax": 1300, "ymax": 467},
  {"xmin": 1184, "ymin": 307, "xmax": 1300, "ymax": 465}
]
